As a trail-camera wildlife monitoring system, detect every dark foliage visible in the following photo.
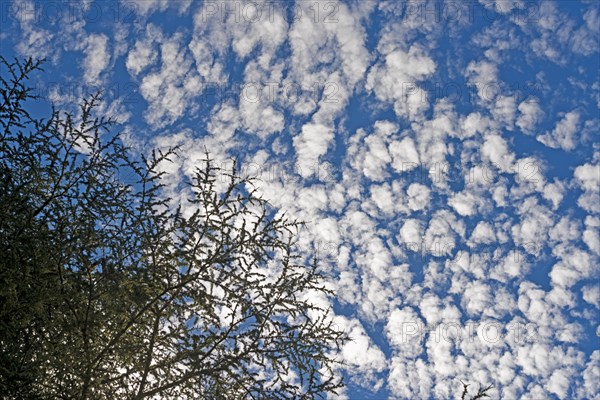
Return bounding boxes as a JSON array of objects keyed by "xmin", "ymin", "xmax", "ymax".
[{"xmin": 0, "ymin": 57, "xmax": 347, "ymax": 399}]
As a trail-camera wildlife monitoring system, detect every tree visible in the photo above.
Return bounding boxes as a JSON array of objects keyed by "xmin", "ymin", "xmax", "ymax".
[
  {"xmin": 0, "ymin": 57, "xmax": 347, "ymax": 399},
  {"xmin": 460, "ymin": 380, "xmax": 494, "ymax": 400}
]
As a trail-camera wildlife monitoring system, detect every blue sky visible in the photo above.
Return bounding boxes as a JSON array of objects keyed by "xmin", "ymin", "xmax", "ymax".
[{"xmin": 1, "ymin": 0, "xmax": 599, "ymax": 398}]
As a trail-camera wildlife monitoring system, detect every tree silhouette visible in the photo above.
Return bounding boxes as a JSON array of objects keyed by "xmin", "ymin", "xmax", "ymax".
[
  {"xmin": 0, "ymin": 57, "xmax": 347, "ymax": 399},
  {"xmin": 460, "ymin": 380, "xmax": 494, "ymax": 400}
]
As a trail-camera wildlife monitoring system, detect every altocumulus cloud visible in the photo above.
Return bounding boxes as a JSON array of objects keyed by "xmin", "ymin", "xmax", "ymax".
[{"xmin": 3, "ymin": 0, "xmax": 599, "ymax": 398}]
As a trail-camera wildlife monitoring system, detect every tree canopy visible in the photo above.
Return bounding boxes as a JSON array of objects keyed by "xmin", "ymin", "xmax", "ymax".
[
  {"xmin": 0, "ymin": 56, "xmax": 497, "ymax": 400},
  {"xmin": 0, "ymin": 57, "xmax": 347, "ymax": 399}
]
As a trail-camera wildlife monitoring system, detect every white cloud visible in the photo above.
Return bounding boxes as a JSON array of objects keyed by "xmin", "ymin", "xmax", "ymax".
[
  {"xmin": 583, "ymin": 216, "xmax": 600, "ymax": 255},
  {"xmin": 386, "ymin": 307, "xmax": 424, "ymax": 357},
  {"xmin": 335, "ymin": 316, "xmax": 387, "ymax": 390},
  {"xmin": 126, "ymin": 30, "xmax": 159, "ymax": 76},
  {"xmin": 542, "ymin": 180, "xmax": 565, "ymax": 210},
  {"xmin": 293, "ymin": 123, "xmax": 334, "ymax": 178},
  {"xmin": 15, "ymin": 2, "xmax": 599, "ymax": 397},
  {"xmin": 469, "ymin": 221, "xmax": 496, "ymax": 245},
  {"xmin": 366, "ymin": 45, "xmax": 436, "ymax": 120},
  {"xmin": 462, "ymin": 282, "xmax": 493, "ymax": 316},
  {"xmin": 12, "ymin": 0, "xmax": 55, "ymax": 59},
  {"xmin": 399, "ymin": 219, "xmax": 423, "ymax": 245},
  {"xmin": 80, "ymin": 33, "xmax": 110, "ymax": 84},
  {"xmin": 578, "ymin": 351, "xmax": 600, "ymax": 399},
  {"xmin": 465, "ymin": 59, "xmax": 499, "ymax": 102},
  {"xmin": 550, "ymin": 245, "xmax": 594, "ymax": 289},
  {"xmin": 406, "ymin": 183, "xmax": 431, "ymax": 211},
  {"xmin": 575, "ymin": 162, "xmax": 600, "ymax": 192},
  {"xmin": 492, "ymin": 95, "xmax": 517, "ymax": 129},
  {"xmin": 370, "ymin": 183, "xmax": 395, "ymax": 215},
  {"xmin": 362, "ymin": 129, "xmax": 392, "ymax": 181},
  {"xmin": 121, "ymin": 0, "xmax": 191, "ymax": 17},
  {"xmin": 479, "ymin": 0, "xmax": 524, "ymax": 14},
  {"xmin": 448, "ymin": 190, "xmax": 480, "ymax": 217},
  {"xmin": 481, "ymin": 132, "xmax": 515, "ymax": 173},
  {"xmin": 460, "ymin": 112, "xmax": 490, "ymax": 139},
  {"xmin": 574, "ymin": 162, "xmax": 600, "ymax": 212},
  {"xmin": 389, "ymin": 137, "xmax": 420, "ymax": 173},
  {"xmin": 388, "ymin": 357, "xmax": 433, "ymax": 399},
  {"xmin": 537, "ymin": 111, "xmax": 581, "ymax": 151},
  {"xmin": 516, "ymin": 100, "xmax": 544, "ymax": 134},
  {"xmin": 134, "ymin": 30, "xmax": 206, "ymax": 128},
  {"xmin": 547, "ymin": 369, "xmax": 571, "ymax": 397}
]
